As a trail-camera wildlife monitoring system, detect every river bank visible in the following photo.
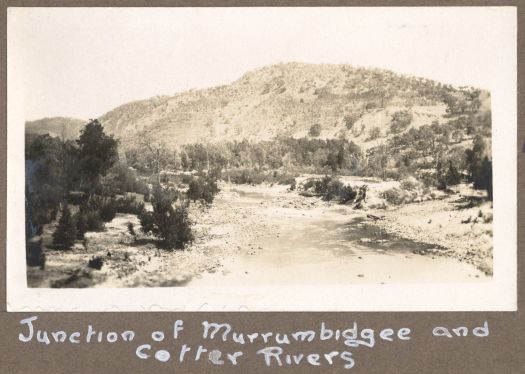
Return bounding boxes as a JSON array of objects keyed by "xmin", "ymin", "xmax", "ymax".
[{"xmin": 27, "ymin": 179, "xmax": 491, "ymax": 288}]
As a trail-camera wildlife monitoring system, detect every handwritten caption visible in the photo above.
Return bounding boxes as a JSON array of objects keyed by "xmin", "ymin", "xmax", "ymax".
[{"xmin": 18, "ymin": 316, "xmax": 489, "ymax": 369}]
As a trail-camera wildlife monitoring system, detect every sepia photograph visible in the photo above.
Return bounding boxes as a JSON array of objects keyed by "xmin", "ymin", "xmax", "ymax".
[{"xmin": 7, "ymin": 7, "xmax": 516, "ymax": 310}]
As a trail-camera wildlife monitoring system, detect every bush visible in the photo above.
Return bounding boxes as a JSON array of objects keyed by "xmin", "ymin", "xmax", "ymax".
[
  {"xmin": 178, "ymin": 173, "xmax": 193, "ymax": 185},
  {"xmin": 381, "ymin": 188, "xmax": 407, "ymax": 205},
  {"xmin": 344, "ymin": 114, "xmax": 360, "ymax": 130},
  {"xmin": 52, "ymin": 205, "xmax": 77, "ymax": 250},
  {"xmin": 127, "ymin": 222, "xmax": 136, "ymax": 238},
  {"xmin": 114, "ymin": 196, "xmax": 145, "ymax": 215},
  {"xmin": 302, "ymin": 178, "xmax": 317, "ymax": 191},
  {"xmin": 187, "ymin": 174, "xmax": 220, "ymax": 204},
  {"xmin": 390, "ymin": 110, "xmax": 413, "ymax": 134},
  {"xmin": 88, "ymin": 256, "xmax": 104, "ymax": 270},
  {"xmin": 79, "ymin": 208, "xmax": 105, "ymax": 232},
  {"xmin": 100, "ymin": 199, "xmax": 117, "ymax": 222},
  {"xmin": 139, "ymin": 186, "xmax": 193, "ymax": 249},
  {"xmin": 309, "ymin": 124, "xmax": 322, "ymax": 137},
  {"xmin": 26, "ymin": 237, "xmax": 44, "ymax": 267},
  {"xmin": 67, "ymin": 191, "xmax": 87, "ymax": 205},
  {"xmin": 400, "ymin": 177, "xmax": 421, "ymax": 191},
  {"xmin": 367, "ymin": 126, "xmax": 381, "ymax": 140},
  {"xmin": 75, "ymin": 212, "xmax": 88, "ymax": 239},
  {"xmin": 305, "ymin": 176, "xmax": 357, "ymax": 203}
]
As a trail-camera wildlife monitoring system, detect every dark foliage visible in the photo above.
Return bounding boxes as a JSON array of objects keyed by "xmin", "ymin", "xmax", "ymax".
[
  {"xmin": 75, "ymin": 212, "xmax": 88, "ymax": 239},
  {"xmin": 390, "ymin": 110, "xmax": 413, "ymax": 134},
  {"xmin": 76, "ymin": 119, "xmax": 119, "ymax": 195},
  {"xmin": 88, "ymin": 256, "xmax": 104, "ymax": 270},
  {"xmin": 309, "ymin": 124, "xmax": 322, "ymax": 137},
  {"xmin": 306, "ymin": 175, "xmax": 357, "ymax": 203},
  {"xmin": 139, "ymin": 185, "xmax": 193, "ymax": 249},
  {"xmin": 52, "ymin": 205, "xmax": 77, "ymax": 250},
  {"xmin": 114, "ymin": 195, "xmax": 145, "ymax": 215},
  {"xmin": 187, "ymin": 174, "xmax": 220, "ymax": 204},
  {"xmin": 26, "ymin": 237, "xmax": 44, "ymax": 268},
  {"xmin": 466, "ymin": 135, "xmax": 493, "ymax": 200},
  {"xmin": 127, "ymin": 222, "xmax": 136, "ymax": 238}
]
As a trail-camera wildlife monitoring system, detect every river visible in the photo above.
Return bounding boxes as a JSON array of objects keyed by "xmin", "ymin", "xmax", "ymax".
[{"xmin": 188, "ymin": 186, "xmax": 488, "ymax": 286}]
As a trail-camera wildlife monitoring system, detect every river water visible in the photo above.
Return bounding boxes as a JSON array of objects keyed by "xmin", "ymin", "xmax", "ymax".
[{"xmin": 189, "ymin": 188, "xmax": 488, "ymax": 286}]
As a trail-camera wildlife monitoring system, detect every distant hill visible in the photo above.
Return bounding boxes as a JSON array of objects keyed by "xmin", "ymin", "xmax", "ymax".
[
  {"xmin": 26, "ymin": 117, "xmax": 85, "ymax": 140},
  {"xmin": 26, "ymin": 62, "xmax": 490, "ymax": 150}
]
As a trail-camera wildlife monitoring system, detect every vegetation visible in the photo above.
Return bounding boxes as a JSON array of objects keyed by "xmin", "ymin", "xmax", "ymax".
[
  {"xmin": 24, "ymin": 65, "xmax": 494, "ymax": 271},
  {"xmin": 304, "ymin": 176, "xmax": 357, "ymax": 204},
  {"xmin": 88, "ymin": 256, "xmax": 104, "ymax": 270},
  {"xmin": 76, "ymin": 119, "xmax": 119, "ymax": 196},
  {"xmin": 52, "ymin": 205, "xmax": 77, "ymax": 250},
  {"xmin": 187, "ymin": 173, "xmax": 220, "ymax": 204},
  {"xmin": 139, "ymin": 185, "xmax": 193, "ymax": 249},
  {"xmin": 389, "ymin": 110, "xmax": 413, "ymax": 134},
  {"xmin": 309, "ymin": 124, "xmax": 322, "ymax": 137}
]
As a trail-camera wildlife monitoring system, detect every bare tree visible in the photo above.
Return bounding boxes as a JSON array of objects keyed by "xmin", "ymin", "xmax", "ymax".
[{"xmin": 139, "ymin": 135, "xmax": 170, "ymax": 184}]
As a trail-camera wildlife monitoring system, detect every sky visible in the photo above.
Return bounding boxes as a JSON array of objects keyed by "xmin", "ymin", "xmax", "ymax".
[{"xmin": 7, "ymin": 7, "xmax": 517, "ymax": 121}]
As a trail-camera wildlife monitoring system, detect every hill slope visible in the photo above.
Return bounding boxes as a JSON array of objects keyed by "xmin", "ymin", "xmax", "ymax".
[
  {"xmin": 26, "ymin": 62, "xmax": 490, "ymax": 150},
  {"xmin": 26, "ymin": 117, "xmax": 86, "ymax": 139}
]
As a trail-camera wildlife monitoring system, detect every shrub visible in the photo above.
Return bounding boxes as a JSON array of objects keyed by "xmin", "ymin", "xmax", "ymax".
[
  {"xmin": 309, "ymin": 124, "xmax": 322, "ymax": 137},
  {"xmin": 381, "ymin": 188, "xmax": 407, "ymax": 205},
  {"xmin": 400, "ymin": 177, "xmax": 421, "ymax": 191},
  {"xmin": 114, "ymin": 196, "xmax": 145, "ymax": 215},
  {"xmin": 322, "ymin": 179, "xmax": 356, "ymax": 203},
  {"xmin": 127, "ymin": 222, "xmax": 136, "ymax": 238},
  {"xmin": 390, "ymin": 110, "xmax": 413, "ymax": 134},
  {"xmin": 75, "ymin": 212, "xmax": 88, "ymax": 239},
  {"xmin": 305, "ymin": 176, "xmax": 357, "ymax": 203},
  {"xmin": 187, "ymin": 174, "xmax": 220, "ymax": 204},
  {"xmin": 367, "ymin": 126, "xmax": 381, "ymax": 140},
  {"xmin": 100, "ymin": 199, "xmax": 117, "ymax": 222},
  {"xmin": 344, "ymin": 114, "xmax": 359, "ymax": 130},
  {"xmin": 302, "ymin": 178, "xmax": 317, "ymax": 191},
  {"xmin": 88, "ymin": 256, "xmax": 104, "ymax": 270},
  {"xmin": 52, "ymin": 205, "xmax": 77, "ymax": 250},
  {"xmin": 26, "ymin": 237, "xmax": 44, "ymax": 267},
  {"xmin": 139, "ymin": 186, "xmax": 193, "ymax": 249},
  {"xmin": 67, "ymin": 191, "xmax": 87, "ymax": 205},
  {"xmin": 80, "ymin": 208, "xmax": 105, "ymax": 232}
]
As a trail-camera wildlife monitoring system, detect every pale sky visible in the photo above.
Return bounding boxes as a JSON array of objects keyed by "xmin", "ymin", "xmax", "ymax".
[{"xmin": 8, "ymin": 7, "xmax": 516, "ymax": 121}]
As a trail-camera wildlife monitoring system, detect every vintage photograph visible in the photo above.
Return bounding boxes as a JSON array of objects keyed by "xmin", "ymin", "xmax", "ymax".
[{"xmin": 7, "ymin": 7, "xmax": 517, "ymax": 310}]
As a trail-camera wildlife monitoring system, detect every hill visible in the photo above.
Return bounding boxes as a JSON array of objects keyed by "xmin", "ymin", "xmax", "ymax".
[
  {"xmin": 26, "ymin": 117, "xmax": 86, "ymax": 139},
  {"xmin": 26, "ymin": 62, "xmax": 490, "ymax": 151}
]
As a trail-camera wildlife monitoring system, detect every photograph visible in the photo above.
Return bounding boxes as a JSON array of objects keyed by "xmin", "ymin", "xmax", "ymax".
[{"xmin": 7, "ymin": 7, "xmax": 516, "ymax": 310}]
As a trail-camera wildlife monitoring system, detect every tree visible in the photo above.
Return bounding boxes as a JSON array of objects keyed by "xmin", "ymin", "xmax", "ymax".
[
  {"xmin": 76, "ymin": 120, "xmax": 119, "ymax": 195},
  {"xmin": 466, "ymin": 135, "xmax": 492, "ymax": 199},
  {"xmin": 25, "ymin": 134, "xmax": 71, "ymax": 244},
  {"xmin": 52, "ymin": 205, "xmax": 77, "ymax": 250},
  {"xmin": 139, "ymin": 136, "xmax": 171, "ymax": 183}
]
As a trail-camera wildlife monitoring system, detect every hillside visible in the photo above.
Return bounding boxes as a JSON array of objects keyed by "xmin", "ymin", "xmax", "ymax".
[
  {"xmin": 26, "ymin": 117, "xmax": 86, "ymax": 139},
  {"xmin": 26, "ymin": 62, "xmax": 490, "ymax": 150}
]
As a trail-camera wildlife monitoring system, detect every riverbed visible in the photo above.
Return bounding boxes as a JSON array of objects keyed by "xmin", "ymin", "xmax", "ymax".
[
  {"xmin": 188, "ymin": 185, "xmax": 488, "ymax": 286},
  {"xmin": 27, "ymin": 182, "xmax": 489, "ymax": 288}
]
